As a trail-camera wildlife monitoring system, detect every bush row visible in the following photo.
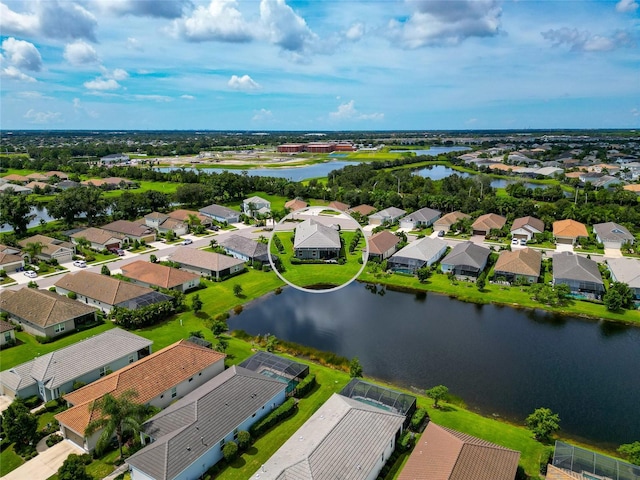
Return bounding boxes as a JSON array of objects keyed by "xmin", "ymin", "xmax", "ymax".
[
  {"xmin": 410, "ymin": 408, "xmax": 429, "ymax": 432},
  {"xmin": 250, "ymin": 398, "xmax": 297, "ymax": 438},
  {"xmin": 293, "ymin": 374, "xmax": 316, "ymax": 398}
]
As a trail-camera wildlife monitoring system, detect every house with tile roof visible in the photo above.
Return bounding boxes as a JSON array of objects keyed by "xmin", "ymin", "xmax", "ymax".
[
  {"xmin": 254, "ymin": 393, "xmax": 405, "ymax": 480},
  {"xmin": 348, "ymin": 204, "xmax": 376, "ymax": 217},
  {"xmin": 294, "ymin": 218, "xmax": 341, "ymax": 260},
  {"xmin": 0, "ymin": 328, "xmax": 152, "ymax": 401},
  {"xmin": 389, "ymin": 237, "xmax": 448, "ymax": 273},
  {"xmin": 120, "ymin": 260, "xmax": 200, "ymax": 292},
  {"xmin": 128, "ymin": 366, "xmax": 287, "ymax": 480},
  {"xmin": 166, "ymin": 209, "xmax": 212, "ymax": 227},
  {"xmin": 494, "ymin": 248, "xmax": 542, "ymax": 284},
  {"xmin": 440, "ymin": 241, "xmax": 491, "ymax": 280},
  {"xmin": 369, "ymin": 206, "xmax": 407, "ymax": 225},
  {"xmin": 285, "ymin": 198, "xmax": 308, "ymax": 211},
  {"xmin": 511, "ymin": 216, "xmax": 545, "ymax": 241},
  {"xmin": 553, "ymin": 219, "xmax": 588, "ymax": 246},
  {"xmin": 56, "ymin": 340, "xmax": 225, "ymax": 452},
  {"xmin": 328, "ymin": 200, "xmax": 350, "ymax": 212},
  {"xmin": 168, "ymin": 247, "xmax": 245, "ymax": 280},
  {"xmin": 367, "ymin": 230, "xmax": 401, "ymax": 261},
  {"xmin": 592, "ymin": 222, "xmax": 635, "ymax": 249},
  {"xmin": 399, "ymin": 207, "xmax": 442, "ymax": 230},
  {"xmin": 0, "ymin": 287, "xmax": 96, "ymax": 338},
  {"xmin": 433, "ymin": 211, "xmax": 471, "ymax": 234},
  {"xmin": 70, "ymin": 227, "xmax": 124, "ymax": 252},
  {"xmin": 54, "ymin": 271, "xmax": 173, "ymax": 313},
  {"xmin": 0, "ymin": 183, "xmax": 32, "ymax": 194},
  {"xmin": 397, "ymin": 422, "xmax": 520, "ymax": 480},
  {"xmin": 472, "ymin": 213, "xmax": 507, "ymax": 237},
  {"xmin": 242, "ymin": 196, "xmax": 271, "ymax": 217},
  {"xmin": 2, "ymin": 174, "xmax": 29, "ymax": 184},
  {"xmin": 143, "ymin": 212, "xmax": 188, "ymax": 236},
  {"xmin": 0, "ymin": 250, "xmax": 24, "ymax": 273},
  {"xmin": 553, "ymin": 252, "xmax": 604, "ymax": 297},
  {"xmin": 0, "ymin": 320, "xmax": 16, "ymax": 347},
  {"xmin": 101, "ymin": 220, "xmax": 156, "ymax": 244},
  {"xmin": 606, "ymin": 257, "xmax": 640, "ymax": 299},
  {"xmin": 218, "ymin": 234, "xmax": 269, "ymax": 264},
  {"xmin": 44, "ymin": 171, "xmax": 69, "ymax": 180},
  {"xmin": 199, "ymin": 203, "xmax": 240, "ymax": 224},
  {"xmin": 18, "ymin": 234, "xmax": 75, "ymax": 264},
  {"xmin": 25, "ymin": 181, "xmax": 51, "ymax": 191}
]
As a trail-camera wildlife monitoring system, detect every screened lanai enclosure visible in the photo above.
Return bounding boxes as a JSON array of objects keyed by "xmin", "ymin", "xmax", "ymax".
[
  {"xmin": 340, "ymin": 379, "xmax": 417, "ymax": 426},
  {"xmin": 239, "ymin": 351, "xmax": 309, "ymax": 394},
  {"xmin": 552, "ymin": 441, "xmax": 640, "ymax": 480}
]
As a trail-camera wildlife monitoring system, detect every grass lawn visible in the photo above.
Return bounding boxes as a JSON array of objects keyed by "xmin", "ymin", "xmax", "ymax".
[
  {"xmin": 0, "ymin": 444, "xmax": 24, "ymax": 476},
  {"xmin": 226, "ymin": 191, "xmax": 288, "ymax": 212},
  {"xmin": 270, "ymin": 230, "xmax": 365, "ymax": 288}
]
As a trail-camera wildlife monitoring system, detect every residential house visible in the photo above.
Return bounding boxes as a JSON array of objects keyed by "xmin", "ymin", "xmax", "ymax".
[
  {"xmin": 399, "ymin": 207, "xmax": 442, "ymax": 230},
  {"xmin": 143, "ymin": 212, "xmax": 188, "ymax": 236},
  {"xmin": 102, "ymin": 220, "xmax": 156, "ymax": 244},
  {"xmin": 592, "ymin": 222, "xmax": 635, "ymax": 249},
  {"xmin": 166, "ymin": 209, "xmax": 212, "ymax": 228},
  {"xmin": 606, "ymin": 257, "xmax": 640, "ymax": 299},
  {"xmin": 493, "ymin": 248, "xmax": 542, "ymax": 284},
  {"xmin": 44, "ymin": 171, "xmax": 69, "ymax": 180},
  {"xmin": 511, "ymin": 216, "xmax": 545, "ymax": 241},
  {"xmin": 70, "ymin": 227, "xmax": 124, "ymax": 252},
  {"xmin": 591, "ymin": 175, "xmax": 623, "ymax": 190},
  {"xmin": 0, "ymin": 328, "xmax": 152, "ymax": 401},
  {"xmin": 328, "ymin": 200, "xmax": 350, "ymax": 212},
  {"xmin": 54, "ymin": 271, "xmax": 173, "ymax": 313},
  {"xmin": 549, "ymin": 441, "xmax": 640, "ymax": 480},
  {"xmin": 472, "ymin": 213, "xmax": 507, "ymax": 237},
  {"xmin": 284, "ymin": 198, "xmax": 308, "ymax": 211},
  {"xmin": 82, "ymin": 177, "xmax": 135, "ymax": 189},
  {"xmin": 199, "ymin": 204, "xmax": 240, "ymax": 224},
  {"xmin": 389, "ymin": 237, "xmax": 448, "ymax": 273},
  {"xmin": 440, "ymin": 241, "xmax": 491, "ymax": 280},
  {"xmin": 1, "ymin": 174, "xmax": 29, "ymax": 184},
  {"xmin": 553, "ymin": 252, "xmax": 604, "ymax": 297},
  {"xmin": 100, "ymin": 153, "xmax": 129, "ymax": 164},
  {"xmin": 534, "ymin": 166, "xmax": 564, "ymax": 177},
  {"xmin": 0, "ymin": 183, "xmax": 32, "ymax": 194},
  {"xmin": 120, "ymin": 260, "xmax": 201, "ymax": 292},
  {"xmin": 18, "ymin": 234, "xmax": 75, "ymax": 264},
  {"xmin": 168, "ymin": 247, "xmax": 245, "ymax": 280},
  {"xmin": 623, "ymin": 184, "xmax": 640, "ymax": 195},
  {"xmin": 127, "ymin": 366, "xmax": 287, "ymax": 480},
  {"xmin": 255, "ymin": 393, "xmax": 406, "ymax": 480},
  {"xmin": 0, "ymin": 320, "xmax": 15, "ymax": 347},
  {"xmin": 25, "ymin": 181, "xmax": 51, "ymax": 191},
  {"xmin": 553, "ymin": 219, "xmax": 588, "ymax": 245},
  {"xmin": 367, "ymin": 230, "xmax": 401, "ymax": 261},
  {"xmin": 218, "ymin": 234, "xmax": 269, "ymax": 264},
  {"xmin": 348, "ymin": 204, "xmax": 376, "ymax": 217},
  {"xmin": 397, "ymin": 422, "xmax": 520, "ymax": 480},
  {"xmin": 0, "ymin": 250, "xmax": 24, "ymax": 273},
  {"xmin": 293, "ymin": 218, "xmax": 341, "ymax": 260},
  {"xmin": 26, "ymin": 173, "xmax": 48, "ymax": 182},
  {"xmin": 433, "ymin": 211, "xmax": 471, "ymax": 233},
  {"xmin": 369, "ymin": 206, "xmax": 407, "ymax": 225},
  {"xmin": 56, "ymin": 340, "xmax": 225, "ymax": 452},
  {"xmin": 55, "ymin": 180, "xmax": 80, "ymax": 190},
  {"xmin": 242, "ymin": 196, "xmax": 271, "ymax": 217},
  {"xmin": 0, "ymin": 287, "xmax": 96, "ymax": 338}
]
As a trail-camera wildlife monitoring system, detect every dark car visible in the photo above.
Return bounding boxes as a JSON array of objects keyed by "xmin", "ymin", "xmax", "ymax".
[
  {"xmin": 437, "ymin": 230, "xmax": 445, "ymax": 237},
  {"xmin": 109, "ymin": 248, "xmax": 125, "ymax": 256}
]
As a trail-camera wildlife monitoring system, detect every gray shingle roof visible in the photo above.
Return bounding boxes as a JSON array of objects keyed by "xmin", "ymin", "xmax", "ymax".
[
  {"xmin": 294, "ymin": 219, "xmax": 341, "ymax": 249},
  {"xmin": 128, "ymin": 366, "xmax": 287, "ymax": 480},
  {"xmin": 256, "ymin": 393, "xmax": 405, "ymax": 480},
  {"xmin": 219, "ymin": 235, "xmax": 268, "ymax": 260},
  {"xmin": 441, "ymin": 241, "xmax": 491, "ymax": 269},
  {"xmin": 400, "ymin": 207, "xmax": 441, "ymax": 225},
  {"xmin": 168, "ymin": 247, "xmax": 245, "ymax": 272},
  {"xmin": 0, "ymin": 328, "xmax": 151, "ymax": 392},
  {"xmin": 553, "ymin": 252, "xmax": 603, "ymax": 285},
  {"xmin": 370, "ymin": 207, "xmax": 406, "ymax": 221},
  {"xmin": 391, "ymin": 237, "xmax": 447, "ymax": 263},
  {"xmin": 593, "ymin": 222, "xmax": 634, "ymax": 243},
  {"xmin": 199, "ymin": 204, "xmax": 239, "ymax": 221},
  {"xmin": 606, "ymin": 258, "xmax": 640, "ymax": 289}
]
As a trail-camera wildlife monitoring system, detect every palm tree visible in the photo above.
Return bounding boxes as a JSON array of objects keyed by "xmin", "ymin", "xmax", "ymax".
[
  {"xmin": 84, "ymin": 389, "xmax": 148, "ymax": 459},
  {"xmin": 24, "ymin": 241, "xmax": 43, "ymax": 264},
  {"xmin": 185, "ymin": 213, "xmax": 201, "ymax": 232}
]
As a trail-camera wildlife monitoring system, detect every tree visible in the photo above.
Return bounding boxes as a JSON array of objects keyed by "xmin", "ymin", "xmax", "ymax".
[
  {"xmin": 265, "ymin": 334, "xmax": 278, "ymax": 352},
  {"xmin": 425, "ymin": 385, "xmax": 449, "ymax": 408},
  {"xmin": 222, "ymin": 441, "xmax": 238, "ymax": 462},
  {"xmin": 237, "ymin": 430, "xmax": 251, "ymax": 450},
  {"xmin": 211, "ymin": 320, "xmax": 228, "ymax": 337},
  {"xmin": 233, "ymin": 284, "xmax": 243, "ymax": 297},
  {"xmin": 416, "ymin": 266, "xmax": 432, "ymax": 283},
  {"xmin": 24, "ymin": 241, "xmax": 43, "ymax": 264},
  {"xmin": 214, "ymin": 338, "xmax": 228, "ymax": 353},
  {"xmin": 618, "ymin": 441, "xmax": 640, "ymax": 466},
  {"xmin": 101, "ymin": 265, "xmax": 110, "ymax": 276},
  {"xmin": 476, "ymin": 272, "xmax": 487, "ymax": 291},
  {"xmin": 0, "ymin": 192, "xmax": 35, "ymax": 236},
  {"xmin": 191, "ymin": 293, "xmax": 203, "ymax": 313},
  {"xmin": 604, "ymin": 282, "xmax": 634, "ymax": 312},
  {"xmin": 2, "ymin": 401, "xmax": 38, "ymax": 448},
  {"xmin": 525, "ymin": 407, "xmax": 560, "ymax": 441},
  {"xmin": 149, "ymin": 254, "xmax": 157, "ymax": 263},
  {"xmin": 57, "ymin": 454, "xmax": 93, "ymax": 480},
  {"xmin": 349, "ymin": 357, "xmax": 363, "ymax": 378},
  {"xmin": 85, "ymin": 390, "xmax": 148, "ymax": 459}
]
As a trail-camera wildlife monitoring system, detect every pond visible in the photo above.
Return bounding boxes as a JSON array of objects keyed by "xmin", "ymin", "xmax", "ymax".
[
  {"xmin": 228, "ymin": 282, "xmax": 640, "ymax": 446},
  {"xmin": 0, "ymin": 205, "xmax": 55, "ymax": 233},
  {"xmin": 389, "ymin": 146, "xmax": 471, "ymax": 155}
]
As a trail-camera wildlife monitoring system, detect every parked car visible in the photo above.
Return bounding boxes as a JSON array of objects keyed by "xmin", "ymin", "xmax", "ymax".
[
  {"xmin": 511, "ymin": 238, "xmax": 519, "ymax": 246},
  {"xmin": 73, "ymin": 260, "xmax": 87, "ymax": 268},
  {"xmin": 23, "ymin": 270, "xmax": 37, "ymax": 278},
  {"xmin": 109, "ymin": 248, "xmax": 126, "ymax": 256},
  {"xmin": 211, "ymin": 225, "xmax": 220, "ymax": 231},
  {"xmin": 520, "ymin": 239, "xmax": 527, "ymax": 246},
  {"xmin": 181, "ymin": 239, "xmax": 193, "ymax": 245},
  {"xmin": 437, "ymin": 230, "xmax": 445, "ymax": 237}
]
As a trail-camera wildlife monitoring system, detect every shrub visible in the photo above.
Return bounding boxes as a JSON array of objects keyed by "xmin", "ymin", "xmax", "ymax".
[
  {"xmin": 398, "ymin": 430, "xmax": 414, "ymax": 450},
  {"xmin": 222, "ymin": 441, "xmax": 238, "ymax": 462},
  {"xmin": 21, "ymin": 395, "xmax": 42, "ymax": 409},
  {"xmin": 293, "ymin": 374, "xmax": 316, "ymax": 398},
  {"xmin": 36, "ymin": 335, "xmax": 52, "ymax": 344},
  {"xmin": 250, "ymin": 398, "xmax": 297, "ymax": 438},
  {"xmin": 44, "ymin": 399, "xmax": 59, "ymax": 412},
  {"xmin": 410, "ymin": 408, "xmax": 429, "ymax": 432},
  {"xmin": 67, "ymin": 292, "xmax": 77, "ymax": 300},
  {"xmin": 236, "ymin": 430, "xmax": 251, "ymax": 450},
  {"xmin": 46, "ymin": 433, "xmax": 63, "ymax": 447},
  {"xmin": 48, "ymin": 286, "xmax": 56, "ymax": 292},
  {"xmin": 73, "ymin": 381, "xmax": 87, "ymax": 391},
  {"xmin": 233, "ymin": 305, "xmax": 243, "ymax": 315}
]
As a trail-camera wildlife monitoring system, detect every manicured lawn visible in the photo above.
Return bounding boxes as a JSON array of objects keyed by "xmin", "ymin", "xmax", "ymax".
[{"xmin": 0, "ymin": 444, "xmax": 24, "ymax": 476}]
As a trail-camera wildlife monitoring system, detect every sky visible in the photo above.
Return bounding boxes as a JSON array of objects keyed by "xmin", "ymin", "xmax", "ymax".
[{"xmin": 0, "ymin": 0, "xmax": 639, "ymax": 131}]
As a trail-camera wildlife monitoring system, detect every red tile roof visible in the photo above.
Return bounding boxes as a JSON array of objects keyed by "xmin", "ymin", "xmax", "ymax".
[
  {"xmin": 120, "ymin": 260, "xmax": 200, "ymax": 289},
  {"xmin": 368, "ymin": 231, "xmax": 400, "ymax": 255},
  {"xmin": 553, "ymin": 219, "xmax": 588, "ymax": 238}
]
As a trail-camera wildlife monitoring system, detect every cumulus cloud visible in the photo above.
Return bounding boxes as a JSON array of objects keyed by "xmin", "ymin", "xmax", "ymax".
[
  {"xmin": 109, "ymin": 68, "xmax": 129, "ymax": 81},
  {"xmin": 96, "ymin": 0, "xmax": 191, "ymax": 18},
  {"xmin": 63, "ymin": 40, "xmax": 98, "ymax": 66},
  {"xmin": 1, "ymin": 65, "xmax": 36, "ymax": 82},
  {"xmin": 1, "ymin": 37, "xmax": 42, "ymax": 71},
  {"xmin": 180, "ymin": 94, "xmax": 195, "ymax": 100},
  {"xmin": 24, "ymin": 108, "xmax": 61, "ymax": 124},
  {"xmin": 388, "ymin": 0, "xmax": 501, "ymax": 48},
  {"xmin": 345, "ymin": 23, "xmax": 365, "ymax": 41},
  {"xmin": 330, "ymin": 100, "xmax": 383, "ymax": 121},
  {"xmin": 126, "ymin": 37, "xmax": 143, "ymax": 50},
  {"xmin": 541, "ymin": 28, "xmax": 634, "ymax": 52},
  {"xmin": 259, "ymin": 0, "xmax": 317, "ymax": 52},
  {"xmin": 616, "ymin": 0, "xmax": 638, "ymax": 13},
  {"xmin": 228, "ymin": 74, "xmax": 260, "ymax": 91},
  {"xmin": 252, "ymin": 108, "xmax": 273, "ymax": 121},
  {"xmin": 0, "ymin": 1, "xmax": 97, "ymax": 42},
  {"xmin": 172, "ymin": 0, "xmax": 253, "ymax": 42},
  {"xmin": 83, "ymin": 78, "xmax": 121, "ymax": 90}
]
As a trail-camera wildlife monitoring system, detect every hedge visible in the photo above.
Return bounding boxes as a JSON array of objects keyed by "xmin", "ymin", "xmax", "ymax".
[
  {"xmin": 410, "ymin": 408, "xmax": 429, "ymax": 432},
  {"xmin": 293, "ymin": 374, "xmax": 316, "ymax": 399},
  {"xmin": 250, "ymin": 398, "xmax": 297, "ymax": 438}
]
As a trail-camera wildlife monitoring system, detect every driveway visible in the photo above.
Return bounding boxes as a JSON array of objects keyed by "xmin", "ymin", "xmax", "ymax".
[
  {"xmin": 0, "ymin": 395, "xmax": 12, "ymax": 414},
  {"xmin": 604, "ymin": 247, "xmax": 622, "ymax": 258},
  {"xmin": 555, "ymin": 243, "xmax": 574, "ymax": 253},
  {"xmin": 2, "ymin": 440, "xmax": 83, "ymax": 480}
]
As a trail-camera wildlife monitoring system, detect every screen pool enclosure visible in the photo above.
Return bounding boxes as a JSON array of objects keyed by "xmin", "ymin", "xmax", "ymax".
[
  {"xmin": 552, "ymin": 441, "xmax": 640, "ymax": 480},
  {"xmin": 239, "ymin": 351, "xmax": 309, "ymax": 394},
  {"xmin": 340, "ymin": 378, "xmax": 417, "ymax": 426}
]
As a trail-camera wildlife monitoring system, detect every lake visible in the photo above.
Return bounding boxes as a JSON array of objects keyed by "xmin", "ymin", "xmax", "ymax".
[
  {"xmin": 228, "ymin": 282, "xmax": 640, "ymax": 446},
  {"xmin": 0, "ymin": 205, "xmax": 55, "ymax": 233},
  {"xmin": 389, "ymin": 146, "xmax": 471, "ymax": 155}
]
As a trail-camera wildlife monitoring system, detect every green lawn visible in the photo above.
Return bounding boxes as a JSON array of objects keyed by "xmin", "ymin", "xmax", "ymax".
[
  {"xmin": 0, "ymin": 444, "xmax": 24, "ymax": 476},
  {"xmin": 226, "ymin": 192, "xmax": 287, "ymax": 213}
]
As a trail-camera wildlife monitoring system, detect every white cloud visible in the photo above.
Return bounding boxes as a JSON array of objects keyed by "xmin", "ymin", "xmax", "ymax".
[
  {"xmin": 73, "ymin": 97, "xmax": 99, "ymax": 118},
  {"xmin": 172, "ymin": 0, "xmax": 253, "ymax": 42},
  {"xmin": 631, "ymin": 108, "xmax": 639, "ymax": 117},
  {"xmin": 259, "ymin": 0, "xmax": 317, "ymax": 52},
  {"xmin": 330, "ymin": 100, "xmax": 383, "ymax": 121},
  {"xmin": 616, "ymin": 0, "xmax": 638, "ymax": 13},
  {"xmin": 228, "ymin": 74, "xmax": 260, "ymax": 91},
  {"xmin": 24, "ymin": 108, "xmax": 61, "ymax": 124},
  {"xmin": 541, "ymin": 28, "xmax": 634, "ymax": 52},
  {"xmin": 252, "ymin": 108, "xmax": 273, "ymax": 121},
  {"xmin": 63, "ymin": 40, "xmax": 98, "ymax": 66},
  {"xmin": 1, "ymin": 65, "xmax": 36, "ymax": 82},
  {"xmin": 345, "ymin": 23, "xmax": 364, "ymax": 41},
  {"xmin": 1, "ymin": 37, "xmax": 42, "ymax": 71},
  {"xmin": 388, "ymin": 0, "xmax": 502, "ymax": 48},
  {"xmin": 180, "ymin": 94, "xmax": 195, "ymax": 100},
  {"xmin": 96, "ymin": 0, "xmax": 191, "ymax": 18},
  {"xmin": 110, "ymin": 68, "xmax": 129, "ymax": 81},
  {"xmin": 133, "ymin": 94, "xmax": 172, "ymax": 102},
  {"xmin": 84, "ymin": 78, "xmax": 121, "ymax": 90},
  {"xmin": 0, "ymin": 1, "xmax": 97, "ymax": 42},
  {"xmin": 126, "ymin": 37, "xmax": 143, "ymax": 50}
]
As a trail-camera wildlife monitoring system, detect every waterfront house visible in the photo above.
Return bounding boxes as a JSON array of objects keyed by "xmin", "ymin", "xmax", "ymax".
[
  {"xmin": 552, "ymin": 252, "xmax": 604, "ymax": 297},
  {"xmin": 397, "ymin": 422, "xmax": 520, "ymax": 480},
  {"xmin": 493, "ymin": 248, "xmax": 542, "ymax": 284},
  {"xmin": 18, "ymin": 234, "xmax": 75, "ymax": 264},
  {"xmin": 101, "ymin": 220, "xmax": 156, "ymax": 244},
  {"xmin": 0, "ymin": 287, "xmax": 96, "ymax": 338},
  {"xmin": 592, "ymin": 222, "xmax": 635, "ymax": 249},
  {"xmin": 284, "ymin": 198, "xmax": 308, "ymax": 211},
  {"xmin": 0, "ymin": 328, "xmax": 152, "ymax": 401},
  {"xmin": 367, "ymin": 230, "xmax": 401, "ymax": 261},
  {"xmin": 168, "ymin": 247, "xmax": 245, "ymax": 280},
  {"xmin": 293, "ymin": 218, "xmax": 341, "ymax": 260},
  {"xmin": 127, "ymin": 366, "xmax": 287, "ymax": 480},
  {"xmin": 120, "ymin": 260, "xmax": 201, "ymax": 292},
  {"xmin": 399, "ymin": 207, "xmax": 442, "ymax": 230},
  {"xmin": 388, "ymin": 237, "xmax": 447, "ymax": 273},
  {"xmin": 606, "ymin": 257, "xmax": 640, "ymax": 299},
  {"xmin": 55, "ymin": 179, "xmax": 80, "ymax": 190},
  {"xmin": 552, "ymin": 219, "xmax": 588, "ymax": 246},
  {"xmin": 56, "ymin": 340, "xmax": 225, "ymax": 452},
  {"xmin": 433, "ymin": 211, "xmax": 471, "ymax": 233},
  {"xmin": 472, "ymin": 213, "xmax": 507, "ymax": 237},
  {"xmin": 369, "ymin": 206, "xmax": 406, "ymax": 225},
  {"xmin": 0, "ymin": 320, "xmax": 16, "ymax": 347},
  {"xmin": 242, "ymin": 196, "xmax": 271, "ymax": 217},
  {"xmin": 199, "ymin": 203, "xmax": 240, "ymax": 224},
  {"xmin": 70, "ymin": 227, "xmax": 124, "ymax": 252},
  {"xmin": 440, "ymin": 241, "xmax": 491, "ymax": 280},
  {"xmin": 511, "ymin": 216, "xmax": 545, "ymax": 241},
  {"xmin": 0, "ymin": 183, "xmax": 32, "ymax": 194},
  {"xmin": 218, "ymin": 234, "xmax": 269, "ymax": 264}
]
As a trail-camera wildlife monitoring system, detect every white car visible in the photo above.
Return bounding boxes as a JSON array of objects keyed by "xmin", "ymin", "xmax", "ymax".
[
  {"xmin": 73, "ymin": 260, "xmax": 87, "ymax": 268},
  {"xmin": 511, "ymin": 238, "xmax": 519, "ymax": 246},
  {"xmin": 181, "ymin": 239, "xmax": 193, "ymax": 245},
  {"xmin": 23, "ymin": 270, "xmax": 37, "ymax": 278}
]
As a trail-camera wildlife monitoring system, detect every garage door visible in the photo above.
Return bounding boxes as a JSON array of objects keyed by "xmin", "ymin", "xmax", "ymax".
[
  {"xmin": 556, "ymin": 237, "xmax": 573, "ymax": 245},
  {"xmin": 513, "ymin": 234, "xmax": 527, "ymax": 240},
  {"xmin": 602, "ymin": 241, "xmax": 621, "ymax": 249},
  {"xmin": 63, "ymin": 427, "xmax": 85, "ymax": 450}
]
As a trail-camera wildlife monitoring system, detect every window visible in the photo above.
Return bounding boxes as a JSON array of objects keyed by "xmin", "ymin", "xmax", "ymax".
[
  {"xmin": 4, "ymin": 332, "xmax": 11, "ymax": 342},
  {"xmin": 99, "ymin": 365, "xmax": 109, "ymax": 377},
  {"xmin": 188, "ymin": 377, "xmax": 193, "ymax": 382},
  {"xmin": 54, "ymin": 323, "xmax": 65, "ymax": 333},
  {"xmin": 128, "ymin": 354, "xmax": 135, "ymax": 364},
  {"xmin": 233, "ymin": 429, "xmax": 238, "ymax": 440},
  {"xmin": 171, "ymin": 387, "xmax": 177, "ymax": 398},
  {"xmin": 219, "ymin": 439, "xmax": 225, "ymax": 449}
]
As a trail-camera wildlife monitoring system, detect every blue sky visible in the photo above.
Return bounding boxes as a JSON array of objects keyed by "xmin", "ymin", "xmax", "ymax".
[{"xmin": 1, "ymin": 0, "xmax": 638, "ymax": 130}]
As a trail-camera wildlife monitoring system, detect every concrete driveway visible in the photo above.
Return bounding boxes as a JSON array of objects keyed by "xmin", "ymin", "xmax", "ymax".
[
  {"xmin": 2, "ymin": 440, "xmax": 83, "ymax": 480},
  {"xmin": 604, "ymin": 247, "xmax": 622, "ymax": 258},
  {"xmin": 0, "ymin": 395, "xmax": 12, "ymax": 414},
  {"xmin": 555, "ymin": 243, "xmax": 574, "ymax": 253}
]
